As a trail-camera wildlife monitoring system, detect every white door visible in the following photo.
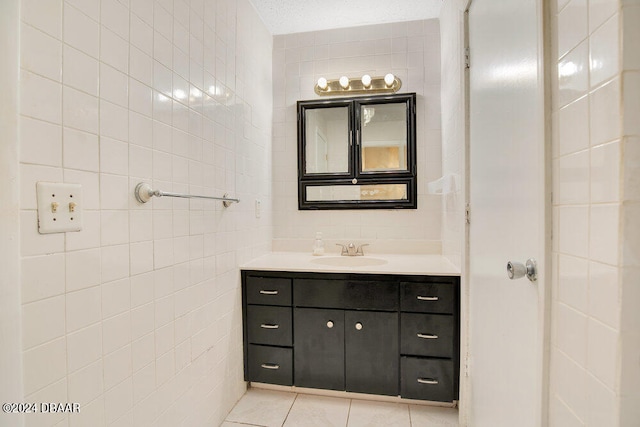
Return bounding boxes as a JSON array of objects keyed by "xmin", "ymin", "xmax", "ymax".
[{"xmin": 467, "ymin": 0, "xmax": 547, "ymax": 426}]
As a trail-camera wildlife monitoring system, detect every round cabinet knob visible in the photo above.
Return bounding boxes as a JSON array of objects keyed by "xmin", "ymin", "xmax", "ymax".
[
  {"xmin": 326, "ymin": 321, "xmax": 334, "ymax": 329},
  {"xmin": 355, "ymin": 322, "xmax": 363, "ymax": 331}
]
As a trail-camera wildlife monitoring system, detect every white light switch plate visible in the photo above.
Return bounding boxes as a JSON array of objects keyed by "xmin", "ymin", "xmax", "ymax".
[{"xmin": 36, "ymin": 182, "xmax": 83, "ymax": 234}]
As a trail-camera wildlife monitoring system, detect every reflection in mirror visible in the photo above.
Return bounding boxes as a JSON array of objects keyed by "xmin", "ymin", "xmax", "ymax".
[
  {"xmin": 360, "ymin": 103, "xmax": 408, "ymax": 172},
  {"xmin": 305, "ymin": 107, "xmax": 349, "ymax": 174},
  {"xmin": 306, "ymin": 184, "xmax": 408, "ymax": 202}
]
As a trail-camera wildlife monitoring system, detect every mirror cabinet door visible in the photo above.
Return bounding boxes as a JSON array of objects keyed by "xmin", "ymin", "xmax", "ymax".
[
  {"xmin": 359, "ymin": 102, "xmax": 408, "ymax": 173},
  {"xmin": 304, "ymin": 106, "xmax": 350, "ymax": 175}
]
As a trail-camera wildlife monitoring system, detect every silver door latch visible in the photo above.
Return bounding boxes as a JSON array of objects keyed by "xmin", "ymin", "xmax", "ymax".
[{"xmin": 507, "ymin": 258, "xmax": 537, "ymax": 282}]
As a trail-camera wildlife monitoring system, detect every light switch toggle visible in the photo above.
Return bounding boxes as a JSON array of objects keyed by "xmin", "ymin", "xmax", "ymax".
[
  {"xmin": 51, "ymin": 202, "xmax": 59, "ymax": 213},
  {"xmin": 69, "ymin": 202, "xmax": 77, "ymax": 212}
]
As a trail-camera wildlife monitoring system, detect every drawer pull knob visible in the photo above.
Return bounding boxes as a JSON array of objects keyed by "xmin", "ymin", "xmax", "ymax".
[
  {"xmin": 260, "ymin": 363, "xmax": 280, "ymax": 370},
  {"xmin": 260, "ymin": 324, "xmax": 279, "ymax": 329},
  {"xmin": 355, "ymin": 322, "xmax": 363, "ymax": 331},
  {"xmin": 417, "ymin": 333, "xmax": 438, "ymax": 339},
  {"xmin": 327, "ymin": 321, "xmax": 334, "ymax": 328},
  {"xmin": 417, "ymin": 296, "xmax": 439, "ymax": 301},
  {"xmin": 417, "ymin": 378, "xmax": 439, "ymax": 385},
  {"xmin": 259, "ymin": 290, "xmax": 278, "ymax": 295}
]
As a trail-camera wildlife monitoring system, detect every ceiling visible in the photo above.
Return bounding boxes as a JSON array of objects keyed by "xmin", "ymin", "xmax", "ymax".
[{"xmin": 247, "ymin": 0, "xmax": 442, "ymax": 35}]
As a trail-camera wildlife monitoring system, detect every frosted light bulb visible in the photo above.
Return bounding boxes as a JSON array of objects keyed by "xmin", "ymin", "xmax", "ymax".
[
  {"xmin": 384, "ymin": 73, "xmax": 395, "ymax": 87},
  {"xmin": 339, "ymin": 76, "xmax": 350, "ymax": 89},
  {"xmin": 361, "ymin": 74, "xmax": 372, "ymax": 88},
  {"xmin": 317, "ymin": 77, "xmax": 328, "ymax": 90}
]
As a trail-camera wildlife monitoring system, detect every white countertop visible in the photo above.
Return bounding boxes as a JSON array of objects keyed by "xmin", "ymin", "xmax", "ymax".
[{"xmin": 240, "ymin": 251, "xmax": 460, "ymax": 276}]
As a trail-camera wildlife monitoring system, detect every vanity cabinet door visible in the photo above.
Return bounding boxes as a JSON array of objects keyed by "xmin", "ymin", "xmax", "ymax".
[
  {"xmin": 294, "ymin": 308, "xmax": 345, "ymax": 391},
  {"xmin": 345, "ymin": 310, "xmax": 399, "ymax": 396}
]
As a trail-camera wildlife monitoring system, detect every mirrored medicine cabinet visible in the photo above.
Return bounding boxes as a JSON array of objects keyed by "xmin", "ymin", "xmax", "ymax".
[{"xmin": 297, "ymin": 93, "xmax": 417, "ymax": 209}]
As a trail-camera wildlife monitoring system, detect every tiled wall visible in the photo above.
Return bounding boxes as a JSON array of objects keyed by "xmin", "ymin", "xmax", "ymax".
[
  {"xmin": 18, "ymin": 0, "xmax": 272, "ymax": 425},
  {"xmin": 272, "ymin": 20, "xmax": 443, "ymax": 244},
  {"xmin": 550, "ymin": 0, "xmax": 640, "ymax": 425}
]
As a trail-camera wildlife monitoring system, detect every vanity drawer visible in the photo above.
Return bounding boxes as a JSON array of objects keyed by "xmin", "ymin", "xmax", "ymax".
[
  {"xmin": 247, "ymin": 306, "xmax": 292, "ymax": 346},
  {"xmin": 246, "ymin": 276, "xmax": 292, "ymax": 306},
  {"xmin": 294, "ymin": 278, "xmax": 398, "ymax": 311},
  {"xmin": 400, "ymin": 282, "xmax": 455, "ymax": 314},
  {"xmin": 400, "ymin": 313, "xmax": 454, "ymax": 358},
  {"xmin": 401, "ymin": 357, "xmax": 455, "ymax": 402},
  {"xmin": 247, "ymin": 345, "xmax": 293, "ymax": 386}
]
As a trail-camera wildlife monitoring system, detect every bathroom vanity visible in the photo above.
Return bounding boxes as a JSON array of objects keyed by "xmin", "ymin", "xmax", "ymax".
[{"xmin": 240, "ymin": 253, "xmax": 461, "ymax": 403}]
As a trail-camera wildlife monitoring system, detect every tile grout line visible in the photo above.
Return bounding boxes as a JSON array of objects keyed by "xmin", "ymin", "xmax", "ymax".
[
  {"xmin": 345, "ymin": 398, "xmax": 352, "ymax": 427},
  {"xmin": 280, "ymin": 392, "xmax": 299, "ymax": 427}
]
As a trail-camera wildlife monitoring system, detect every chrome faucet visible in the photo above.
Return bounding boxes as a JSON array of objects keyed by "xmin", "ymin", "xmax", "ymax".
[{"xmin": 336, "ymin": 243, "xmax": 369, "ymax": 256}]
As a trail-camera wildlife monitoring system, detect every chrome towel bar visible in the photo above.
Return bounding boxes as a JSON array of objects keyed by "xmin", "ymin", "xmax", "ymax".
[{"xmin": 134, "ymin": 182, "xmax": 240, "ymax": 207}]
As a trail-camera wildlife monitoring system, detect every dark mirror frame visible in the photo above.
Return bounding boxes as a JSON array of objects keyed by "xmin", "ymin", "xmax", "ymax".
[{"xmin": 297, "ymin": 92, "xmax": 417, "ymax": 210}]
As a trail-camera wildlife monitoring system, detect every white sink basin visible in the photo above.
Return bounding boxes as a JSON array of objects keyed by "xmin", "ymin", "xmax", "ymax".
[{"xmin": 310, "ymin": 256, "xmax": 388, "ymax": 267}]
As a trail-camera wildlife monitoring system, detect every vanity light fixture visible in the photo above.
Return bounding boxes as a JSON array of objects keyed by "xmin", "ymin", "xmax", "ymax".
[{"xmin": 314, "ymin": 73, "xmax": 402, "ymax": 96}]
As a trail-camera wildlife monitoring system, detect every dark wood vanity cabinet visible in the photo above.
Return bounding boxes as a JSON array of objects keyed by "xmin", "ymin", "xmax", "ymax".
[{"xmin": 241, "ymin": 270, "xmax": 460, "ymax": 402}]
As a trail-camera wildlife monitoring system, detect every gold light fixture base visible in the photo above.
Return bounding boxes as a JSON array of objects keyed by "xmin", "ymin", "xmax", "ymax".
[{"xmin": 315, "ymin": 76, "xmax": 402, "ymax": 96}]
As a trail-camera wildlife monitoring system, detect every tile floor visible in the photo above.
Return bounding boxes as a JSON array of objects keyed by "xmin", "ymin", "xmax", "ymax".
[{"xmin": 221, "ymin": 388, "xmax": 459, "ymax": 427}]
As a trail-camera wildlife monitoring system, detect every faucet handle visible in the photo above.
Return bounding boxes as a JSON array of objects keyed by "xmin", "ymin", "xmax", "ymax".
[
  {"xmin": 356, "ymin": 243, "xmax": 370, "ymax": 256},
  {"xmin": 336, "ymin": 243, "xmax": 348, "ymax": 255}
]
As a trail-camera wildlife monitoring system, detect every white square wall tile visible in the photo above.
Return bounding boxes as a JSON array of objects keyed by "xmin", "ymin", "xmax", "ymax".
[
  {"xmin": 551, "ymin": 348, "xmax": 588, "ymax": 420},
  {"xmin": 21, "ymin": 253, "xmax": 66, "ymax": 303},
  {"xmin": 587, "ymin": 319, "xmax": 619, "ymax": 388},
  {"xmin": 555, "ymin": 303, "xmax": 588, "ymax": 365},
  {"xmin": 100, "ymin": 137, "xmax": 129, "ymax": 176},
  {"xmin": 67, "ymin": 359, "xmax": 103, "ymax": 405},
  {"xmin": 104, "ymin": 379, "xmax": 133, "ymax": 424},
  {"xmin": 589, "ymin": 0, "xmax": 618, "ymax": 32},
  {"xmin": 101, "ymin": 0, "xmax": 129, "ymax": 41},
  {"xmin": 103, "ymin": 311, "xmax": 132, "ymax": 354},
  {"xmin": 65, "ymin": 248, "xmax": 101, "ymax": 292},
  {"xmin": 21, "ymin": 23, "xmax": 62, "ymax": 82},
  {"xmin": 101, "ymin": 27, "xmax": 129, "ymax": 73},
  {"xmin": 65, "ymin": 0, "xmax": 99, "ymax": 21},
  {"xmin": 20, "ymin": 211, "xmax": 65, "ymax": 257},
  {"xmin": 589, "ymin": 13, "xmax": 620, "ymax": 88},
  {"xmin": 63, "ymin": 3, "xmax": 99, "ymax": 58},
  {"xmin": 589, "ymin": 261, "xmax": 620, "ymax": 329},
  {"xmin": 100, "ymin": 63, "xmax": 129, "ymax": 108},
  {"xmin": 557, "ymin": 150, "xmax": 590, "ymax": 204},
  {"xmin": 130, "ymin": 272, "xmax": 154, "ymax": 308},
  {"xmin": 590, "ymin": 140, "xmax": 620, "ymax": 203},
  {"xmin": 20, "ymin": 70, "xmax": 62, "ymax": 124},
  {"xmin": 23, "ymin": 337, "xmax": 67, "ymax": 396},
  {"xmin": 590, "ymin": 78, "xmax": 621, "ymax": 146},
  {"xmin": 103, "ymin": 344, "xmax": 132, "ymax": 390},
  {"xmin": 101, "ymin": 244, "xmax": 130, "ymax": 283},
  {"xmin": 101, "ymin": 173, "xmax": 130, "ymax": 209},
  {"xmin": 63, "ymin": 86, "xmax": 99, "ymax": 134},
  {"xmin": 62, "ymin": 45, "xmax": 98, "ymax": 96},
  {"xmin": 557, "ymin": 41, "xmax": 589, "ymax": 108},
  {"xmin": 63, "ymin": 127, "xmax": 99, "ymax": 172},
  {"xmin": 21, "ymin": 0, "xmax": 62, "ymax": 39},
  {"xmin": 558, "ymin": 0, "xmax": 589, "ymax": 57},
  {"xmin": 22, "ymin": 295, "xmax": 66, "ymax": 350},
  {"xmin": 559, "ymin": 206, "xmax": 589, "ymax": 258},
  {"xmin": 66, "ymin": 323, "xmax": 102, "ymax": 372},
  {"xmin": 589, "ymin": 204, "xmax": 620, "ymax": 265},
  {"xmin": 558, "ymin": 96, "xmax": 589, "ymax": 155},
  {"xmin": 66, "ymin": 286, "xmax": 101, "ymax": 332},
  {"xmin": 100, "ymin": 100, "xmax": 129, "ymax": 142},
  {"xmin": 20, "ymin": 116, "xmax": 62, "ymax": 167},
  {"xmin": 130, "ymin": 241, "xmax": 154, "ymax": 275},
  {"xmin": 102, "ymin": 278, "xmax": 131, "ymax": 319}
]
